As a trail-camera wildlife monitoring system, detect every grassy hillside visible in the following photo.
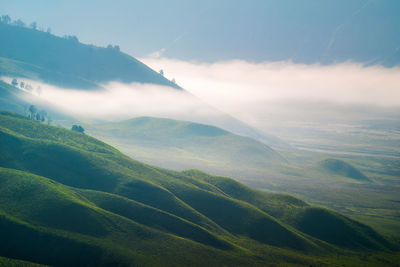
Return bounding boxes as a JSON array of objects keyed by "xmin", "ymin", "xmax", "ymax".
[
  {"xmin": 0, "ymin": 80, "xmax": 27, "ymax": 114},
  {"xmin": 0, "ymin": 110, "xmax": 397, "ymax": 266},
  {"xmin": 0, "ymin": 167, "xmax": 252, "ymax": 266},
  {"xmin": 316, "ymin": 158, "xmax": 370, "ymax": 181},
  {"xmin": 0, "ymin": 112, "xmax": 309, "ymax": 246},
  {"xmin": 85, "ymin": 116, "xmax": 287, "ymax": 176},
  {"xmin": 0, "ymin": 255, "xmax": 46, "ymax": 267},
  {"xmin": 182, "ymin": 170, "xmax": 394, "ymax": 250},
  {"xmin": 0, "ymin": 22, "xmax": 177, "ymax": 89}
]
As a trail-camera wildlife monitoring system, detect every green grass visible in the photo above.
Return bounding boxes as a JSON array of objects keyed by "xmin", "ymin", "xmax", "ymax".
[
  {"xmin": 182, "ymin": 169, "xmax": 395, "ymax": 250},
  {"xmin": 348, "ymin": 213, "xmax": 400, "ymax": 242},
  {"xmin": 0, "ymin": 110, "xmax": 398, "ymax": 266},
  {"xmin": 84, "ymin": 116, "xmax": 400, "ymax": 244},
  {"xmin": 85, "ymin": 116, "xmax": 286, "ymax": 175},
  {"xmin": 315, "ymin": 158, "xmax": 370, "ymax": 181},
  {"xmin": 0, "ymin": 255, "xmax": 47, "ymax": 267}
]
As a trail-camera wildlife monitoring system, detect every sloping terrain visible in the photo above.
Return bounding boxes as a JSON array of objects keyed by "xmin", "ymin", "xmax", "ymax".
[
  {"xmin": 0, "ymin": 80, "xmax": 27, "ymax": 114},
  {"xmin": 0, "ymin": 23, "xmax": 177, "ymax": 89},
  {"xmin": 85, "ymin": 116, "xmax": 286, "ymax": 172},
  {"xmin": 0, "ymin": 255, "xmax": 46, "ymax": 267},
  {"xmin": 316, "ymin": 158, "xmax": 370, "ymax": 181},
  {"xmin": 0, "ymin": 110, "xmax": 396, "ymax": 266},
  {"xmin": 183, "ymin": 170, "xmax": 393, "ymax": 250}
]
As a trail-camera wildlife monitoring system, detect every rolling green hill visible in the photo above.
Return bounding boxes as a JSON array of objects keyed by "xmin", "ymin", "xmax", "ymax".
[
  {"xmin": 85, "ymin": 116, "xmax": 287, "ymax": 175},
  {"xmin": 316, "ymin": 158, "xmax": 370, "ymax": 181},
  {"xmin": 0, "ymin": 22, "xmax": 177, "ymax": 89},
  {"xmin": 183, "ymin": 169, "xmax": 392, "ymax": 250},
  {"xmin": 0, "ymin": 110, "xmax": 396, "ymax": 266}
]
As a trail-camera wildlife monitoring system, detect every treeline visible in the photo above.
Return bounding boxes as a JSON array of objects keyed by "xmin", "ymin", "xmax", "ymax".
[
  {"xmin": 7, "ymin": 78, "xmax": 49, "ymax": 122},
  {"xmin": 0, "ymin": 14, "xmax": 52, "ymax": 33},
  {"xmin": 10, "ymin": 78, "xmax": 42, "ymax": 95},
  {"xmin": 1, "ymin": 14, "xmax": 120, "ymax": 50},
  {"xmin": 25, "ymin": 105, "xmax": 52, "ymax": 125},
  {"xmin": 25, "ymin": 104, "xmax": 84, "ymax": 134}
]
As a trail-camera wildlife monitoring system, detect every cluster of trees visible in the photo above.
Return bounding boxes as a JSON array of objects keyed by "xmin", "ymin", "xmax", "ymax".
[
  {"xmin": 25, "ymin": 104, "xmax": 85, "ymax": 134},
  {"xmin": 0, "ymin": 14, "xmax": 84, "ymax": 42},
  {"xmin": 158, "ymin": 69, "xmax": 177, "ymax": 84},
  {"xmin": 64, "ymin": 35, "xmax": 79, "ymax": 43},
  {"xmin": 26, "ymin": 105, "xmax": 52, "ymax": 124},
  {"xmin": 11, "ymin": 78, "xmax": 42, "ymax": 95},
  {"xmin": 71, "ymin": 125, "xmax": 85, "ymax": 133},
  {"xmin": 1, "ymin": 14, "xmax": 84, "ymax": 46},
  {"xmin": 1, "ymin": 14, "xmax": 51, "ymax": 33},
  {"xmin": 107, "ymin": 44, "xmax": 120, "ymax": 52}
]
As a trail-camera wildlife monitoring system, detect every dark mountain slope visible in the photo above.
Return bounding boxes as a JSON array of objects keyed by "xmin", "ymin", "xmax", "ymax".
[
  {"xmin": 0, "ymin": 22, "xmax": 177, "ymax": 89},
  {"xmin": 0, "ymin": 255, "xmax": 46, "ymax": 267},
  {"xmin": 0, "ymin": 209, "xmax": 108, "ymax": 267}
]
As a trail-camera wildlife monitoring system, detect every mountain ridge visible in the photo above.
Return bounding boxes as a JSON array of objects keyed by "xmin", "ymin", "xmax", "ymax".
[{"xmin": 0, "ymin": 22, "xmax": 179, "ymax": 89}]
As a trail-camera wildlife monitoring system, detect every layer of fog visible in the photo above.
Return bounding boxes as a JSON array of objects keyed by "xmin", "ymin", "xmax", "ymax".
[
  {"xmin": 2, "ymin": 76, "xmax": 241, "ymax": 129},
  {"xmin": 141, "ymin": 58, "xmax": 400, "ymax": 133},
  {"xmin": 3, "ymin": 59, "xmax": 400, "ymax": 149}
]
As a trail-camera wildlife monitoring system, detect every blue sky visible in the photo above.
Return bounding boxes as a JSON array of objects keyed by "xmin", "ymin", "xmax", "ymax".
[{"xmin": 2, "ymin": 0, "xmax": 399, "ymax": 64}]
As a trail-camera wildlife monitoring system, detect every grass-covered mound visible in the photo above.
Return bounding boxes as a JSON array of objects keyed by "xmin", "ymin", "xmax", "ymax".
[
  {"xmin": 182, "ymin": 170, "xmax": 392, "ymax": 249},
  {"xmin": 0, "ymin": 167, "xmax": 244, "ymax": 266},
  {"xmin": 288, "ymin": 207, "xmax": 393, "ymax": 250},
  {"xmin": 0, "ymin": 111, "xmax": 396, "ymax": 266},
  {"xmin": 85, "ymin": 116, "xmax": 286, "ymax": 174},
  {"xmin": 317, "ymin": 158, "xmax": 370, "ymax": 181}
]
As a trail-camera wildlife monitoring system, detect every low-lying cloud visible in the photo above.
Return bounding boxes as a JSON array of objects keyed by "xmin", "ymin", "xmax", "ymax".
[
  {"xmin": 142, "ymin": 58, "xmax": 400, "ymax": 107},
  {"xmin": 3, "ymin": 77, "xmax": 226, "ymax": 124},
  {"xmin": 140, "ymin": 58, "xmax": 400, "ymax": 129},
  {"xmin": 4, "ymin": 59, "xmax": 400, "ymax": 133}
]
